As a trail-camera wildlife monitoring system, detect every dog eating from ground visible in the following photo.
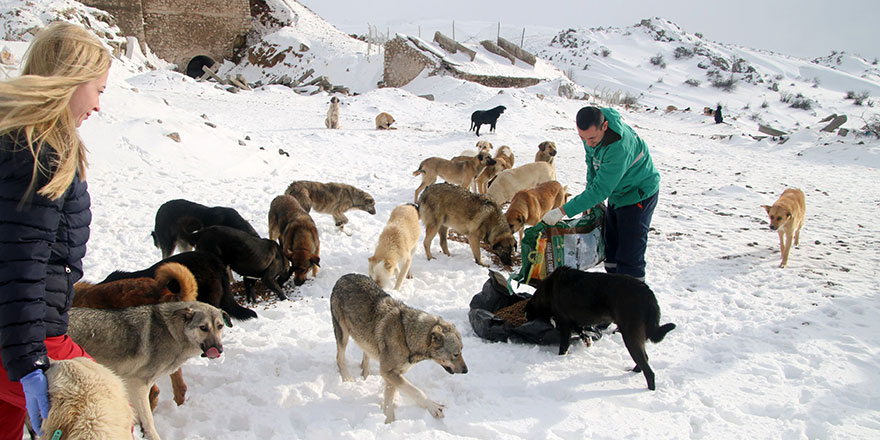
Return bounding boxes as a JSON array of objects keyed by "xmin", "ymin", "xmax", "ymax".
[
  {"xmin": 375, "ymin": 112, "xmax": 396, "ymax": 130},
  {"xmin": 475, "ymin": 144, "xmax": 515, "ymax": 194},
  {"xmin": 524, "ymin": 266, "xmax": 676, "ymax": 390},
  {"xmin": 151, "ymin": 199, "xmax": 259, "ymax": 259},
  {"xmin": 368, "ymin": 204, "xmax": 420, "ymax": 290},
  {"xmin": 284, "ymin": 180, "xmax": 376, "ymax": 232},
  {"xmin": 761, "ymin": 188, "xmax": 806, "ymax": 268},
  {"xmin": 486, "ymin": 161, "xmax": 557, "ymax": 206},
  {"xmin": 189, "ymin": 225, "xmax": 291, "ymax": 302},
  {"xmin": 505, "ymin": 180, "xmax": 567, "ymax": 241},
  {"xmin": 470, "ymin": 105, "xmax": 506, "ymax": 136},
  {"xmin": 418, "ymin": 182, "xmax": 516, "ymax": 267},
  {"xmin": 68, "ymin": 301, "xmax": 230, "ymax": 440},
  {"xmin": 331, "ymin": 273, "xmax": 467, "ymax": 423},
  {"xmin": 534, "ymin": 141, "xmax": 557, "ymax": 165},
  {"xmin": 412, "ymin": 153, "xmax": 496, "ymax": 203},
  {"xmin": 41, "ymin": 357, "xmax": 134, "ymax": 440},
  {"xmin": 325, "ymin": 96, "xmax": 340, "ymax": 129},
  {"xmin": 268, "ymin": 194, "xmax": 321, "ymax": 287}
]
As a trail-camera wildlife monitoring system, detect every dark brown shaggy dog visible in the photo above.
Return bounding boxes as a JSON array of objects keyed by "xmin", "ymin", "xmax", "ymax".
[
  {"xmin": 525, "ymin": 266, "xmax": 676, "ymax": 390},
  {"xmin": 268, "ymin": 195, "xmax": 320, "ymax": 287},
  {"xmin": 469, "ymin": 105, "xmax": 506, "ymax": 136},
  {"xmin": 152, "ymin": 199, "xmax": 259, "ymax": 258},
  {"xmin": 99, "ymin": 251, "xmax": 257, "ymax": 321},
  {"xmin": 284, "ymin": 180, "xmax": 376, "ymax": 230},
  {"xmin": 74, "ymin": 262, "xmax": 198, "ymax": 309},
  {"xmin": 189, "ymin": 225, "xmax": 291, "ymax": 302}
]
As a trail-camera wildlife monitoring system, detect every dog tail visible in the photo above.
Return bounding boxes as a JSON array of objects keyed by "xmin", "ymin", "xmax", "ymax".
[
  {"xmin": 154, "ymin": 262, "xmax": 198, "ymax": 302},
  {"xmin": 412, "ymin": 167, "xmax": 424, "ymax": 176},
  {"xmin": 648, "ymin": 322, "xmax": 676, "ymax": 343}
]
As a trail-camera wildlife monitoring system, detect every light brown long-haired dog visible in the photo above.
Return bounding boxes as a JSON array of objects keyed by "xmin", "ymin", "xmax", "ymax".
[
  {"xmin": 761, "ymin": 188, "xmax": 806, "ymax": 268},
  {"xmin": 505, "ymin": 181, "xmax": 567, "ymax": 241},
  {"xmin": 375, "ymin": 112, "xmax": 396, "ymax": 129},
  {"xmin": 368, "ymin": 204, "xmax": 420, "ymax": 290},
  {"xmin": 41, "ymin": 358, "xmax": 134, "ymax": 440},
  {"xmin": 476, "ymin": 145, "xmax": 515, "ymax": 194},
  {"xmin": 534, "ymin": 141, "xmax": 557, "ymax": 165}
]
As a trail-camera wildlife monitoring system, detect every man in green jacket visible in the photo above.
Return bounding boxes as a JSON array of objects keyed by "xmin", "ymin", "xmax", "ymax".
[{"xmin": 542, "ymin": 106, "xmax": 660, "ymax": 282}]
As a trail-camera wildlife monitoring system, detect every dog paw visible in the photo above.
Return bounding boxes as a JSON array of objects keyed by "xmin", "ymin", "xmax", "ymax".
[{"xmin": 426, "ymin": 401, "xmax": 445, "ymax": 419}]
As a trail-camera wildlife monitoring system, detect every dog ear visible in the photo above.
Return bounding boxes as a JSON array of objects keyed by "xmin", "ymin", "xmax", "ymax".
[
  {"xmin": 384, "ymin": 260, "xmax": 394, "ymax": 271},
  {"xmin": 177, "ymin": 306, "xmax": 195, "ymax": 321},
  {"xmin": 222, "ymin": 311, "xmax": 233, "ymax": 328},
  {"xmin": 310, "ymin": 255, "xmax": 321, "ymax": 267},
  {"xmin": 430, "ymin": 325, "xmax": 444, "ymax": 347},
  {"xmin": 761, "ymin": 204, "xmax": 771, "ymax": 214}
]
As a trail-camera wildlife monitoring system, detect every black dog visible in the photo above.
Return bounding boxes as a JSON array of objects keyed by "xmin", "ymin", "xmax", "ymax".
[
  {"xmin": 524, "ymin": 266, "xmax": 676, "ymax": 390},
  {"xmin": 189, "ymin": 225, "xmax": 291, "ymax": 302},
  {"xmin": 152, "ymin": 199, "xmax": 259, "ymax": 258},
  {"xmin": 99, "ymin": 251, "xmax": 257, "ymax": 321},
  {"xmin": 470, "ymin": 105, "xmax": 506, "ymax": 136}
]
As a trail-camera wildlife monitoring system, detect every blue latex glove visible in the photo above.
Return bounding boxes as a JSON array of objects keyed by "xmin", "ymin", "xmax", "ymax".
[{"xmin": 20, "ymin": 368, "xmax": 50, "ymax": 437}]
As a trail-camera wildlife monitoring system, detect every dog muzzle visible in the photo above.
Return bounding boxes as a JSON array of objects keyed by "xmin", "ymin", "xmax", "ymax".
[{"xmin": 202, "ymin": 345, "xmax": 223, "ymax": 359}]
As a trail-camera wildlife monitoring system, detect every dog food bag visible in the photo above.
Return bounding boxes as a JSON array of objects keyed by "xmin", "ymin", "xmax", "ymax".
[{"xmin": 512, "ymin": 203, "xmax": 605, "ymax": 287}]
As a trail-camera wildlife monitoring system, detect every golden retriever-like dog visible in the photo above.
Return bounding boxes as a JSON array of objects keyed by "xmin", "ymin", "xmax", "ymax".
[
  {"xmin": 412, "ymin": 153, "xmax": 496, "ymax": 203},
  {"xmin": 476, "ymin": 145, "xmax": 515, "ymax": 194},
  {"xmin": 368, "ymin": 204, "xmax": 421, "ymax": 290},
  {"xmin": 505, "ymin": 181, "xmax": 567, "ymax": 241},
  {"xmin": 375, "ymin": 112, "xmax": 396, "ymax": 130},
  {"xmin": 41, "ymin": 357, "xmax": 134, "ymax": 440},
  {"xmin": 534, "ymin": 141, "xmax": 557, "ymax": 165},
  {"xmin": 761, "ymin": 188, "xmax": 806, "ymax": 268}
]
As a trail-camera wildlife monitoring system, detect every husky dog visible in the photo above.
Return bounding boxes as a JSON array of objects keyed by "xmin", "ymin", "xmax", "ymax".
[
  {"xmin": 525, "ymin": 266, "xmax": 676, "ymax": 390},
  {"xmin": 268, "ymin": 194, "xmax": 320, "ymax": 286},
  {"xmin": 42, "ymin": 357, "xmax": 133, "ymax": 440},
  {"xmin": 151, "ymin": 199, "xmax": 259, "ymax": 259},
  {"xmin": 534, "ymin": 141, "xmax": 557, "ymax": 165},
  {"xmin": 284, "ymin": 180, "xmax": 376, "ymax": 231},
  {"xmin": 486, "ymin": 161, "xmax": 557, "ymax": 206},
  {"xmin": 325, "ymin": 96, "xmax": 340, "ymax": 129},
  {"xmin": 368, "ymin": 204, "xmax": 420, "ymax": 290},
  {"xmin": 475, "ymin": 145, "xmax": 515, "ymax": 194},
  {"xmin": 375, "ymin": 112, "xmax": 396, "ymax": 130},
  {"xmin": 418, "ymin": 183, "xmax": 516, "ymax": 267},
  {"xmin": 331, "ymin": 274, "xmax": 468, "ymax": 423},
  {"xmin": 68, "ymin": 302, "xmax": 230, "ymax": 440},
  {"xmin": 761, "ymin": 188, "xmax": 806, "ymax": 268},
  {"xmin": 412, "ymin": 153, "xmax": 496, "ymax": 203}
]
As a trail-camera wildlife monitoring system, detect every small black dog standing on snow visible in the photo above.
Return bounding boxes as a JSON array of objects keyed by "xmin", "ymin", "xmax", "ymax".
[
  {"xmin": 525, "ymin": 266, "xmax": 676, "ymax": 390},
  {"xmin": 470, "ymin": 105, "xmax": 506, "ymax": 136}
]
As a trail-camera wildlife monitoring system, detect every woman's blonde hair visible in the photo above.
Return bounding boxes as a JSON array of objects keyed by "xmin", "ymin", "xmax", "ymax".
[{"xmin": 0, "ymin": 22, "xmax": 110, "ymax": 200}]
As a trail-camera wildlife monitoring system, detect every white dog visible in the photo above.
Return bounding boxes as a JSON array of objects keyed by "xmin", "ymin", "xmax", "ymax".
[{"xmin": 368, "ymin": 204, "xmax": 421, "ymax": 290}]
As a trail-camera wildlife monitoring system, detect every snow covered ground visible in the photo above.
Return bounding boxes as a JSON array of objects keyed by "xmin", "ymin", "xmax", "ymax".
[{"xmin": 5, "ymin": 2, "xmax": 880, "ymax": 439}]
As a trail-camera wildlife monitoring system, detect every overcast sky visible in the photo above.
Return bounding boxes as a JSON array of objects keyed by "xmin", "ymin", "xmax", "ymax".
[{"xmin": 297, "ymin": 0, "xmax": 880, "ymax": 61}]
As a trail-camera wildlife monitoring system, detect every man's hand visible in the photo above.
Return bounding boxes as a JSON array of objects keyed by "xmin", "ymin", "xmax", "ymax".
[
  {"xmin": 541, "ymin": 207, "xmax": 566, "ymax": 225},
  {"xmin": 21, "ymin": 368, "xmax": 50, "ymax": 437}
]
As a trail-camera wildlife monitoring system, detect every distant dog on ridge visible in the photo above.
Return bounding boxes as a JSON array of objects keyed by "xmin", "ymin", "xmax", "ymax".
[
  {"xmin": 375, "ymin": 112, "xmax": 396, "ymax": 130},
  {"xmin": 325, "ymin": 96, "xmax": 340, "ymax": 129},
  {"xmin": 470, "ymin": 105, "xmax": 506, "ymax": 136},
  {"xmin": 761, "ymin": 188, "xmax": 805, "ymax": 268}
]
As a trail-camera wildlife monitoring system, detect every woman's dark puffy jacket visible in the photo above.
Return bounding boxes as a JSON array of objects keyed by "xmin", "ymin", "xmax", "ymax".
[{"xmin": 0, "ymin": 134, "xmax": 90, "ymax": 381}]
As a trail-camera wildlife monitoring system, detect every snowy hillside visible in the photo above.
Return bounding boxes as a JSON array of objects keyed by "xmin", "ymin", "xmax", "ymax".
[{"xmin": 3, "ymin": 2, "xmax": 880, "ymax": 440}]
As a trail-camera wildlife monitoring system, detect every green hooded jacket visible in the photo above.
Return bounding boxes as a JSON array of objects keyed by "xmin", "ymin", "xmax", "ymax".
[{"xmin": 562, "ymin": 107, "xmax": 660, "ymax": 215}]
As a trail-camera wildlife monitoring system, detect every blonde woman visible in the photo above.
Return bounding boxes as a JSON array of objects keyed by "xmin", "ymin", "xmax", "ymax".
[{"xmin": 0, "ymin": 22, "xmax": 110, "ymax": 438}]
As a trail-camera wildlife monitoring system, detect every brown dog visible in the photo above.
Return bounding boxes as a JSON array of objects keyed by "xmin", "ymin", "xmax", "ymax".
[
  {"xmin": 269, "ymin": 194, "xmax": 320, "ymax": 286},
  {"xmin": 476, "ymin": 145, "xmax": 515, "ymax": 194},
  {"xmin": 412, "ymin": 153, "xmax": 496, "ymax": 203},
  {"xmin": 534, "ymin": 141, "xmax": 557, "ymax": 165},
  {"xmin": 505, "ymin": 181, "xmax": 567, "ymax": 241},
  {"xmin": 761, "ymin": 188, "xmax": 806, "ymax": 268},
  {"xmin": 376, "ymin": 112, "xmax": 396, "ymax": 130}
]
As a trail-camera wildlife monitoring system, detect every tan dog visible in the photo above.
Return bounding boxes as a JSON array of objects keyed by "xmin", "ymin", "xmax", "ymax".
[
  {"xmin": 42, "ymin": 358, "xmax": 134, "ymax": 440},
  {"xmin": 325, "ymin": 96, "xmax": 340, "ymax": 129},
  {"xmin": 412, "ymin": 153, "xmax": 496, "ymax": 203},
  {"xmin": 269, "ymin": 194, "xmax": 320, "ymax": 286},
  {"xmin": 534, "ymin": 141, "xmax": 557, "ymax": 165},
  {"xmin": 476, "ymin": 145, "xmax": 515, "ymax": 194},
  {"xmin": 455, "ymin": 140, "xmax": 493, "ymax": 159},
  {"xmin": 486, "ymin": 161, "xmax": 557, "ymax": 206},
  {"xmin": 505, "ymin": 181, "xmax": 567, "ymax": 241},
  {"xmin": 761, "ymin": 188, "xmax": 806, "ymax": 268},
  {"xmin": 375, "ymin": 112, "xmax": 396, "ymax": 130},
  {"xmin": 368, "ymin": 204, "xmax": 420, "ymax": 290}
]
